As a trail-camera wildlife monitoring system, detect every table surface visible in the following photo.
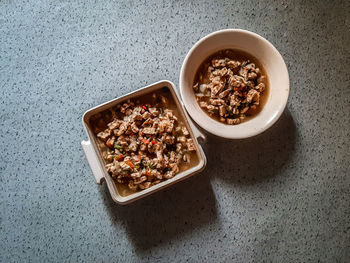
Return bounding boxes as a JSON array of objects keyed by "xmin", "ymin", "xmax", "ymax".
[{"xmin": 1, "ymin": 0, "xmax": 350, "ymax": 262}]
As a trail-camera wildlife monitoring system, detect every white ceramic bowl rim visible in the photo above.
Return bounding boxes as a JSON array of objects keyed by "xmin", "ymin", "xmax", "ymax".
[{"xmin": 179, "ymin": 29, "xmax": 290, "ymax": 139}]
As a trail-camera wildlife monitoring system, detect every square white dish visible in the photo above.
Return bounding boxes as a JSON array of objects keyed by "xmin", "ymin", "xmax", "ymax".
[{"xmin": 81, "ymin": 80, "xmax": 207, "ymax": 205}]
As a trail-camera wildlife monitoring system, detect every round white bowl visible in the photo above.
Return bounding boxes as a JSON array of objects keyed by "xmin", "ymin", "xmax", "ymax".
[{"xmin": 179, "ymin": 29, "xmax": 289, "ymax": 139}]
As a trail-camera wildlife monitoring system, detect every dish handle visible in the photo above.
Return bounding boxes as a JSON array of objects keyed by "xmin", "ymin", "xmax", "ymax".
[
  {"xmin": 185, "ymin": 114, "xmax": 207, "ymax": 167},
  {"xmin": 191, "ymin": 124, "xmax": 206, "ymax": 143},
  {"xmin": 81, "ymin": 140, "xmax": 105, "ymax": 185},
  {"xmin": 183, "ymin": 106, "xmax": 206, "ymax": 143}
]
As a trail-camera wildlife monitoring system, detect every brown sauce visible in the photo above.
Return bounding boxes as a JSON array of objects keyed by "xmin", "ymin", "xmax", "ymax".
[
  {"xmin": 89, "ymin": 87, "xmax": 199, "ymax": 197},
  {"xmin": 193, "ymin": 49, "xmax": 269, "ymax": 124}
]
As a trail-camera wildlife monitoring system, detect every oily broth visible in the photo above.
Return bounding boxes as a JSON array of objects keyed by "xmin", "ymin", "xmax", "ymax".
[
  {"xmin": 89, "ymin": 87, "xmax": 199, "ymax": 197},
  {"xmin": 193, "ymin": 49, "xmax": 269, "ymax": 123}
]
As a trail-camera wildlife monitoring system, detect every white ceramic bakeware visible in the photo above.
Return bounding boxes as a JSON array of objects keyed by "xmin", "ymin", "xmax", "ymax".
[
  {"xmin": 81, "ymin": 80, "xmax": 207, "ymax": 205},
  {"xmin": 180, "ymin": 29, "xmax": 290, "ymax": 139}
]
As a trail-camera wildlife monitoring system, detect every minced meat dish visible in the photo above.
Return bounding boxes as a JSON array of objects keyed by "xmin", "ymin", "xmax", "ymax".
[
  {"xmin": 91, "ymin": 93, "xmax": 196, "ymax": 192},
  {"xmin": 193, "ymin": 49, "xmax": 269, "ymax": 124}
]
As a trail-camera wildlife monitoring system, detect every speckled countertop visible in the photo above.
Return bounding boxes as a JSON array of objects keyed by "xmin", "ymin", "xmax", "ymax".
[{"xmin": 1, "ymin": 0, "xmax": 350, "ymax": 262}]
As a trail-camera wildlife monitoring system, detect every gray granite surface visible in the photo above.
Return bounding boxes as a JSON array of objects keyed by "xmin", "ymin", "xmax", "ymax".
[{"xmin": 1, "ymin": 0, "xmax": 350, "ymax": 262}]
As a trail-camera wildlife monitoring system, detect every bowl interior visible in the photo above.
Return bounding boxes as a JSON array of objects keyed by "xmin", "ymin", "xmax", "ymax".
[
  {"xmin": 82, "ymin": 80, "xmax": 206, "ymax": 204},
  {"xmin": 180, "ymin": 29, "xmax": 289, "ymax": 139}
]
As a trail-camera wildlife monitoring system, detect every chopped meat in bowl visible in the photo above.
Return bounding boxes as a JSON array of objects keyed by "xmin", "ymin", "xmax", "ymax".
[
  {"xmin": 193, "ymin": 49, "xmax": 269, "ymax": 125},
  {"xmin": 89, "ymin": 90, "xmax": 198, "ymax": 194}
]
